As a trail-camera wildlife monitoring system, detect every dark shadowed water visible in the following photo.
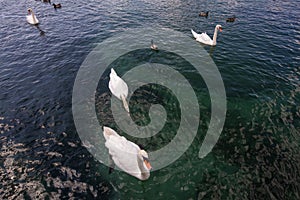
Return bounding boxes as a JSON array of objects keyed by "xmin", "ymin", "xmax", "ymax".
[{"xmin": 0, "ymin": 0, "xmax": 299, "ymax": 199}]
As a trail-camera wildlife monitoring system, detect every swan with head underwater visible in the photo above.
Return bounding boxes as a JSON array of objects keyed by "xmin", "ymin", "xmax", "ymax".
[
  {"xmin": 26, "ymin": 8, "xmax": 39, "ymax": 25},
  {"xmin": 150, "ymin": 40, "xmax": 158, "ymax": 51},
  {"xmin": 109, "ymin": 68, "xmax": 130, "ymax": 113},
  {"xmin": 103, "ymin": 126, "xmax": 152, "ymax": 180},
  {"xmin": 191, "ymin": 24, "xmax": 223, "ymax": 46}
]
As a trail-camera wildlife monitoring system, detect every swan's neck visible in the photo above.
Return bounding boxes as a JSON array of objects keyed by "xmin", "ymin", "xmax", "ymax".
[
  {"xmin": 31, "ymin": 12, "xmax": 37, "ymax": 24},
  {"xmin": 137, "ymin": 156, "xmax": 149, "ymax": 180},
  {"xmin": 212, "ymin": 27, "xmax": 218, "ymax": 46}
]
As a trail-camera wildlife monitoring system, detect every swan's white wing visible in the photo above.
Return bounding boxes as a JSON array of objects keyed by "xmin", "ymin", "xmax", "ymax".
[
  {"xmin": 192, "ymin": 30, "xmax": 213, "ymax": 45},
  {"xmin": 108, "ymin": 69, "xmax": 128, "ymax": 100},
  {"xmin": 26, "ymin": 15, "xmax": 31, "ymax": 23},
  {"xmin": 104, "ymin": 129, "xmax": 142, "ymax": 178},
  {"xmin": 26, "ymin": 15, "xmax": 39, "ymax": 25},
  {"xmin": 199, "ymin": 32, "xmax": 212, "ymax": 42}
]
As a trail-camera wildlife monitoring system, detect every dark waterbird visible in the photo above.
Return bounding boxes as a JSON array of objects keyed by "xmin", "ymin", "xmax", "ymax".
[
  {"xmin": 42, "ymin": 0, "xmax": 51, "ymax": 3},
  {"xmin": 226, "ymin": 16, "xmax": 236, "ymax": 22},
  {"xmin": 53, "ymin": 3, "xmax": 62, "ymax": 9},
  {"xmin": 199, "ymin": 11, "xmax": 209, "ymax": 17}
]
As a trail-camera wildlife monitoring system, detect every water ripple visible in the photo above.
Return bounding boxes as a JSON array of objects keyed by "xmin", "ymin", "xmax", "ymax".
[{"xmin": 0, "ymin": 0, "xmax": 299, "ymax": 199}]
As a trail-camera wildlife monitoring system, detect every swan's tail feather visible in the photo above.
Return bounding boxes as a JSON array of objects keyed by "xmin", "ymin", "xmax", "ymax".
[
  {"xmin": 191, "ymin": 29, "xmax": 198, "ymax": 39},
  {"xmin": 121, "ymin": 94, "xmax": 129, "ymax": 113},
  {"xmin": 103, "ymin": 126, "xmax": 119, "ymax": 140}
]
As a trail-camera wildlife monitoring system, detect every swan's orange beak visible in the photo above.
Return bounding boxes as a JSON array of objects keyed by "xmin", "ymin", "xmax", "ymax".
[
  {"xmin": 219, "ymin": 27, "xmax": 223, "ymax": 32},
  {"xmin": 144, "ymin": 160, "xmax": 152, "ymax": 170}
]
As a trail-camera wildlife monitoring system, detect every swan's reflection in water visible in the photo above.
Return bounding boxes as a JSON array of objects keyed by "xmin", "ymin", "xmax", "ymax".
[
  {"xmin": 209, "ymin": 46, "xmax": 216, "ymax": 56},
  {"xmin": 34, "ymin": 25, "xmax": 45, "ymax": 36}
]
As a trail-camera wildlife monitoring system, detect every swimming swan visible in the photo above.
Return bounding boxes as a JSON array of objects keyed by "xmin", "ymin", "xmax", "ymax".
[
  {"xmin": 26, "ymin": 8, "xmax": 39, "ymax": 25},
  {"xmin": 191, "ymin": 24, "xmax": 223, "ymax": 46},
  {"xmin": 108, "ymin": 68, "xmax": 129, "ymax": 112},
  {"xmin": 103, "ymin": 126, "xmax": 152, "ymax": 180}
]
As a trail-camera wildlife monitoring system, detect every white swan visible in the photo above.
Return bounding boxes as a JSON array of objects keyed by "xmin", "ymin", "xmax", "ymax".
[
  {"xmin": 26, "ymin": 8, "xmax": 39, "ymax": 25},
  {"xmin": 103, "ymin": 126, "xmax": 152, "ymax": 180},
  {"xmin": 108, "ymin": 68, "xmax": 129, "ymax": 112},
  {"xmin": 151, "ymin": 40, "xmax": 158, "ymax": 50},
  {"xmin": 191, "ymin": 24, "xmax": 223, "ymax": 46}
]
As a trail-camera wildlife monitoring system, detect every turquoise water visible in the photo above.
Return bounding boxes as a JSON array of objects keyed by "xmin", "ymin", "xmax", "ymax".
[{"xmin": 0, "ymin": 0, "xmax": 299, "ymax": 199}]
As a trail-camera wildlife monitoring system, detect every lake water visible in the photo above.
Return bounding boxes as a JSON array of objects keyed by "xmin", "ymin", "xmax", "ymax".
[{"xmin": 0, "ymin": 0, "xmax": 299, "ymax": 199}]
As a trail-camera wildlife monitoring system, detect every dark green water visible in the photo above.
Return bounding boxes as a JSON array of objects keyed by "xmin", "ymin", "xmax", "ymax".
[{"xmin": 0, "ymin": 0, "xmax": 299, "ymax": 199}]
